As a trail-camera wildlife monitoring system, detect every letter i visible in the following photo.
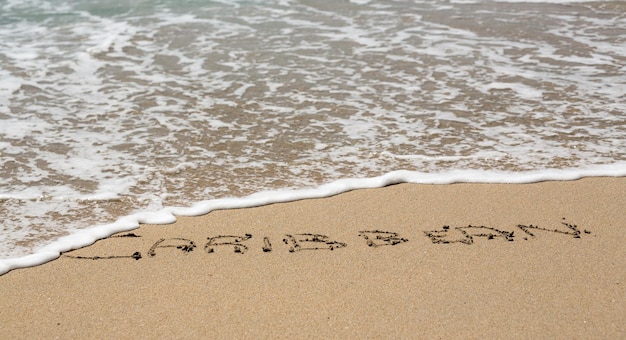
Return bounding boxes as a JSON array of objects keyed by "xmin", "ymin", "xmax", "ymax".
[{"xmin": 262, "ymin": 237, "xmax": 272, "ymax": 252}]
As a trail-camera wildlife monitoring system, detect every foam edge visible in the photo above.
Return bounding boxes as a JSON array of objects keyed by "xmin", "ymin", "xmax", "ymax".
[{"xmin": 2, "ymin": 164, "xmax": 626, "ymax": 275}]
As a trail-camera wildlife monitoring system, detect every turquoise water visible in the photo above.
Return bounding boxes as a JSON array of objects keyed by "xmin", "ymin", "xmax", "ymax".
[{"xmin": 1, "ymin": 0, "xmax": 625, "ymax": 263}]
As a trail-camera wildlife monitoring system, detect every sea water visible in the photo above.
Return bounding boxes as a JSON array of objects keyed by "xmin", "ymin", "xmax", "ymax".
[{"xmin": 1, "ymin": 0, "xmax": 625, "ymax": 273}]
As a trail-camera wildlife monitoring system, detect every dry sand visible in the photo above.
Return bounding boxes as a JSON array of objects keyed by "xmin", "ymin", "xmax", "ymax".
[{"xmin": 1, "ymin": 178, "xmax": 625, "ymax": 338}]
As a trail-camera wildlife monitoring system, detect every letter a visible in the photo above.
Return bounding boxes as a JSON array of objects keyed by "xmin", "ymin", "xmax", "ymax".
[{"xmin": 148, "ymin": 238, "xmax": 196, "ymax": 257}]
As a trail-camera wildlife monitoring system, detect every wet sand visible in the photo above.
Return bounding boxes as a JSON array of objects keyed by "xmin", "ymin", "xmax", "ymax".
[{"xmin": 1, "ymin": 178, "xmax": 625, "ymax": 338}]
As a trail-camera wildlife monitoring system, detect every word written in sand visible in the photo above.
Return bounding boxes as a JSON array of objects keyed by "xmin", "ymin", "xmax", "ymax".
[{"xmin": 64, "ymin": 219, "xmax": 591, "ymax": 260}]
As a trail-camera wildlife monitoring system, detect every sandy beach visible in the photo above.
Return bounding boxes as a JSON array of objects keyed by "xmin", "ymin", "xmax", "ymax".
[{"xmin": 1, "ymin": 177, "xmax": 625, "ymax": 338}]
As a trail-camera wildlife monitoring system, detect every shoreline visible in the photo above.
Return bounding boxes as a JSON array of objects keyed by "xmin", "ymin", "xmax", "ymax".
[
  {"xmin": 1, "ymin": 178, "xmax": 625, "ymax": 338},
  {"xmin": 4, "ymin": 165, "xmax": 626, "ymax": 275}
]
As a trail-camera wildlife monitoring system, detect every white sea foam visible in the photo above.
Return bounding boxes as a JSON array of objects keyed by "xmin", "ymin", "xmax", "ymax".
[
  {"xmin": 1, "ymin": 0, "xmax": 625, "ymax": 271},
  {"xmin": 3, "ymin": 163, "xmax": 626, "ymax": 275}
]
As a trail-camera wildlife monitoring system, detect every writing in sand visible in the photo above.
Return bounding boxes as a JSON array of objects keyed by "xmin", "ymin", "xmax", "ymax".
[{"xmin": 64, "ymin": 219, "xmax": 591, "ymax": 261}]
